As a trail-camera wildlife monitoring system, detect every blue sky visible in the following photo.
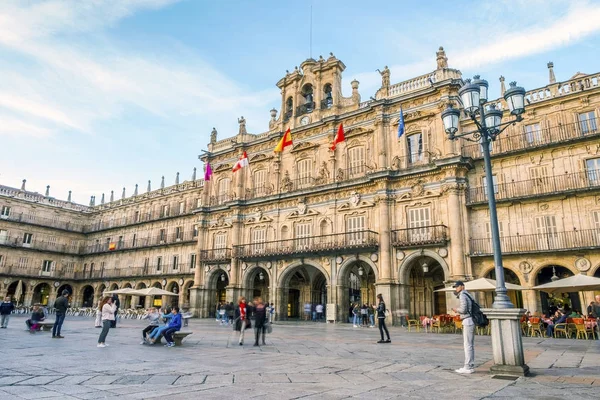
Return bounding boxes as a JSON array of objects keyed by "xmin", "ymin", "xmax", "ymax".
[{"xmin": 1, "ymin": 0, "xmax": 600, "ymax": 204}]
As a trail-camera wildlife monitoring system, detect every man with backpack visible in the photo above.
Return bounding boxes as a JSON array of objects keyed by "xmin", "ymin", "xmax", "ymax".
[{"xmin": 452, "ymin": 281, "xmax": 475, "ymax": 374}]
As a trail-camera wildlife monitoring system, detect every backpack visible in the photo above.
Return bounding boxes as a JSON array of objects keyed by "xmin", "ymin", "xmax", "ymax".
[{"xmin": 464, "ymin": 293, "xmax": 489, "ymax": 328}]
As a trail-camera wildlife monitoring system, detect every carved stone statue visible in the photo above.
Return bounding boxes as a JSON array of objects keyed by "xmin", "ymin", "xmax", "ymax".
[
  {"xmin": 210, "ymin": 127, "xmax": 218, "ymax": 144},
  {"xmin": 336, "ymin": 168, "xmax": 344, "ymax": 181},
  {"xmin": 281, "ymin": 170, "xmax": 293, "ymax": 192},
  {"xmin": 436, "ymin": 46, "xmax": 448, "ymax": 69},
  {"xmin": 378, "ymin": 66, "xmax": 390, "ymax": 87},
  {"xmin": 238, "ymin": 116, "xmax": 247, "ymax": 135},
  {"xmin": 316, "ymin": 161, "xmax": 330, "ymax": 184}
]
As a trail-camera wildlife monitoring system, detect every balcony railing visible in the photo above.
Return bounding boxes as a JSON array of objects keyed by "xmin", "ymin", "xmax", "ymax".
[
  {"xmin": 296, "ymin": 102, "xmax": 315, "ymax": 116},
  {"xmin": 199, "ymin": 248, "xmax": 232, "ymax": 262},
  {"xmin": 0, "ymin": 265, "xmax": 77, "ymax": 279},
  {"xmin": 470, "ymin": 228, "xmax": 600, "ymax": 256},
  {"xmin": 83, "ymin": 232, "xmax": 196, "ymax": 255},
  {"xmin": 462, "ymin": 117, "xmax": 600, "ymax": 159},
  {"xmin": 74, "ymin": 263, "xmax": 194, "ymax": 280},
  {"xmin": 209, "ymin": 194, "xmax": 233, "ymax": 206},
  {"xmin": 244, "ymin": 185, "xmax": 274, "ymax": 200},
  {"xmin": 234, "ymin": 230, "xmax": 379, "ymax": 259},
  {"xmin": 467, "ymin": 170, "xmax": 600, "ymax": 204},
  {"xmin": 390, "ymin": 151, "xmax": 435, "ymax": 171},
  {"xmin": 0, "ymin": 212, "xmax": 86, "ymax": 233},
  {"xmin": 86, "ymin": 209, "xmax": 192, "ymax": 232},
  {"xmin": 391, "ymin": 225, "xmax": 448, "ymax": 247},
  {"xmin": 0, "ymin": 236, "xmax": 81, "ymax": 255}
]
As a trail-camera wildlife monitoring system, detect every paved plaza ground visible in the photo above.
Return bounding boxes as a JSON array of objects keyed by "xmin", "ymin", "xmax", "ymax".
[{"xmin": 0, "ymin": 316, "xmax": 599, "ymax": 399}]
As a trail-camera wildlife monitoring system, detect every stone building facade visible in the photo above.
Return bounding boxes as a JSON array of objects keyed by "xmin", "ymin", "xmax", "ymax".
[{"xmin": 1, "ymin": 49, "xmax": 599, "ymax": 323}]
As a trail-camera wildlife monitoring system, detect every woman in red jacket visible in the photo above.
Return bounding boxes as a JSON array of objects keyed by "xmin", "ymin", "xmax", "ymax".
[{"xmin": 234, "ymin": 296, "xmax": 249, "ymax": 345}]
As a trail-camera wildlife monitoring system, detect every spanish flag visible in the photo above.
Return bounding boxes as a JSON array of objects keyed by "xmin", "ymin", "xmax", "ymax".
[
  {"xmin": 274, "ymin": 128, "xmax": 293, "ymax": 153},
  {"xmin": 108, "ymin": 242, "xmax": 116, "ymax": 251}
]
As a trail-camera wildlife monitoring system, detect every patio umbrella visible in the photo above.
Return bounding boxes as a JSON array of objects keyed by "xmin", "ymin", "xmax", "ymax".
[
  {"xmin": 435, "ymin": 278, "xmax": 526, "ymax": 292},
  {"xmin": 103, "ymin": 288, "xmax": 137, "ymax": 295},
  {"xmin": 532, "ymin": 274, "xmax": 600, "ymax": 294},
  {"xmin": 129, "ymin": 287, "xmax": 178, "ymax": 297},
  {"xmin": 14, "ymin": 280, "xmax": 23, "ymax": 304}
]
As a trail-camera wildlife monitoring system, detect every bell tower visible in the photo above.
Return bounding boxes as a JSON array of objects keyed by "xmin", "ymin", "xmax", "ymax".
[{"xmin": 275, "ymin": 53, "xmax": 346, "ymax": 130}]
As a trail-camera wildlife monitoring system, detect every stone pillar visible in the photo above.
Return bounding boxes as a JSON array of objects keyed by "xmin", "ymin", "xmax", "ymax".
[
  {"xmin": 375, "ymin": 116, "xmax": 387, "ymax": 170},
  {"xmin": 483, "ymin": 308, "xmax": 529, "ymax": 376},
  {"xmin": 378, "ymin": 196, "xmax": 392, "ymax": 282},
  {"xmin": 523, "ymin": 289, "xmax": 539, "ymax": 314},
  {"xmin": 447, "ymin": 188, "xmax": 466, "ymax": 280}
]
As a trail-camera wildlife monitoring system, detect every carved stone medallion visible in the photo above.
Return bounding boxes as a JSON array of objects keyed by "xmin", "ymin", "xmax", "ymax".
[
  {"xmin": 575, "ymin": 257, "xmax": 591, "ymax": 272},
  {"xmin": 518, "ymin": 261, "xmax": 533, "ymax": 274}
]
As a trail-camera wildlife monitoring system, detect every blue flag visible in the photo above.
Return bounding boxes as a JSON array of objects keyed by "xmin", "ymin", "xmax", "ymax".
[{"xmin": 397, "ymin": 106, "xmax": 405, "ymax": 138}]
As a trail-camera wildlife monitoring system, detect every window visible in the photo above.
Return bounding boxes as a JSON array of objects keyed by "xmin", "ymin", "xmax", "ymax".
[
  {"xmin": 18, "ymin": 257, "xmax": 28, "ymax": 268},
  {"xmin": 251, "ymin": 228, "xmax": 266, "ymax": 254},
  {"xmin": 254, "ymin": 169, "xmax": 267, "ymax": 196},
  {"xmin": 535, "ymin": 215, "xmax": 558, "ymax": 250},
  {"xmin": 143, "ymin": 257, "xmax": 150, "ymax": 271},
  {"xmin": 348, "ymin": 146, "xmax": 366, "ymax": 177},
  {"xmin": 132, "ymin": 234, "xmax": 137, "ymax": 247},
  {"xmin": 0, "ymin": 206, "xmax": 10, "ymax": 218},
  {"xmin": 178, "ymin": 201, "xmax": 185, "ymax": 215},
  {"xmin": 134, "ymin": 211, "xmax": 140, "ymax": 222},
  {"xmin": 23, "ymin": 233, "xmax": 33, "ymax": 245},
  {"xmin": 594, "ymin": 211, "xmax": 600, "ymax": 230},
  {"xmin": 485, "ymin": 221, "xmax": 505, "ymax": 238},
  {"xmin": 408, "ymin": 207, "xmax": 431, "ymax": 242},
  {"xmin": 159, "ymin": 229, "xmax": 166, "ymax": 243},
  {"xmin": 347, "ymin": 215, "xmax": 366, "ymax": 244},
  {"xmin": 172, "ymin": 255, "xmax": 179, "ymax": 270},
  {"xmin": 295, "ymin": 222, "xmax": 312, "ymax": 249},
  {"xmin": 161, "ymin": 204, "xmax": 169, "ymax": 218},
  {"xmin": 579, "ymin": 111, "xmax": 597, "ymax": 134},
  {"xmin": 157, "ymin": 256, "xmax": 163, "ymax": 271},
  {"xmin": 189, "ymin": 253, "xmax": 196, "ymax": 269},
  {"xmin": 196, "ymin": 198, "xmax": 202, "ymax": 208},
  {"xmin": 529, "ymin": 166, "xmax": 549, "ymax": 190},
  {"xmin": 214, "ymin": 233, "xmax": 227, "ymax": 257},
  {"xmin": 525, "ymin": 123, "xmax": 542, "ymax": 144},
  {"xmin": 26, "ymin": 212, "xmax": 36, "ymax": 222},
  {"xmin": 587, "ymin": 158, "xmax": 600, "ymax": 184},
  {"xmin": 482, "ymin": 175, "xmax": 499, "ymax": 196},
  {"xmin": 48, "ymin": 236, "xmax": 57, "ymax": 247},
  {"xmin": 0, "ymin": 254, "xmax": 4, "ymax": 267},
  {"xmin": 192, "ymin": 224, "xmax": 199, "ymax": 238},
  {"xmin": 407, "ymin": 133, "xmax": 423, "ymax": 164},
  {"xmin": 218, "ymin": 178, "xmax": 231, "ymax": 203},
  {"xmin": 175, "ymin": 226, "xmax": 183, "ymax": 240},
  {"xmin": 0, "ymin": 229, "xmax": 8, "ymax": 245},
  {"xmin": 297, "ymin": 159, "xmax": 312, "ymax": 188}
]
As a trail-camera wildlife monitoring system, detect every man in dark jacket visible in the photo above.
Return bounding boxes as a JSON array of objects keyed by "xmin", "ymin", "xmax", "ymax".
[
  {"xmin": 0, "ymin": 296, "xmax": 15, "ymax": 328},
  {"xmin": 253, "ymin": 297, "xmax": 267, "ymax": 347},
  {"xmin": 52, "ymin": 290, "xmax": 69, "ymax": 338}
]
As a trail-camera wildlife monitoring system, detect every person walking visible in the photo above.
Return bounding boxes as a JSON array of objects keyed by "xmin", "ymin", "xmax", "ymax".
[
  {"xmin": 97, "ymin": 296, "xmax": 117, "ymax": 348},
  {"xmin": 162, "ymin": 307, "xmax": 182, "ymax": 347},
  {"xmin": 368, "ymin": 304, "xmax": 375, "ymax": 328},
  {"xmin": 52, "ymin": 290, "xmax": 69, "ymax": 339},
  {"xmin": 316, "ymin": 303, "xmax": 324, "ymax": 321},
  {"xmin": 253, "ymin": 297, "xmax": 267, "ymax": 346},
  {"xmin": 0, "ymin": 296, "xmax": 15, "ymax": 328},
  {"xmin": 375, "ymin": 294, "xmax": 391, "ymax": 343},
  {"xmin": 111, "ymin": 294, "xmax": 120, "ymax": 328},
  {"xmin": 452, "ymin": 281, "xmax": 475, "ymax": 374},
  {"xmin": 269, "ymin": 302, "xmax": 275, "ymax": 323},
  {"xmin": 360, "ymin": 304, "xmax": 369, "ymax": 327},
  {"xmin": 352, "ymin": 303, "xmax": 360, "ymax": 327},
  {"xmin": 226, "ymin": 302, "xmax": 234, "ymax": 325},
  {"xmin": 234, "ymin": 296, "xmax": 249, "ymax": 345}
]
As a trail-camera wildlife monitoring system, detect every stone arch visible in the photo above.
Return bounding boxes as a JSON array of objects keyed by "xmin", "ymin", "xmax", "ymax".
[
  {"xmin": 181, "ymin": 279, "xmax": 194, "ymax": 307},
  {"xmin": 278, "ymin": 259, "xmax": 330, "ymax": 287},
  {"xmin": 122, "ymin": 282, "xmax": 133, "ymax": 289},
  {"xmin": 6, "ymin": 280, "xmax": 24, "ymax": 304},
  {"xmin": 32, "ymin": 282, "xmax": 51, "ymax": 305},
  {"xmin": 243, "ymin": 263, "xmax": 272, "ymax": 303},
  {"xmin": 398, "ymin": 249, "xmax": 449, "ymax": 285},
  {"xmin": 57, "ymin": 284, "xmax": 73, "ymax": 296},
  {"xmin": 337, "ymin": 255, "xmax": 380, "ymax": 285},
  {"xmin": 243, "ymin": 263, "xmax": 273, "ymax": 288},
  {"xmin": 206, "ymin": 267, "xmax": 229, "ymax": 288},
  {"xmin": 134, "ymin": 282, "xmax": 148, "ymax": 309},
  {"xmin": 480, "ymin": 266, "xmax": 525, "ymax": 286},
  {"xmin": 81, "ymin": 285, "xmax": 95, "ymax": 308},
  {"xmin": 166, "ymin": 280, "xmax": 180, "ymax": 307},
  {"xmin": 276, "ymin": 260, "xmax": 329, "ymax": 321},
  {"xmin": 530, "ymin": 261, "xmax": 578, "ymax": 280},
  {"xmin": 593, "ymin": 263, "xmax": 600, "ymax": 278},
  {"xmin": 481, "ymin": 266, "xmax": 525, "ymax": 308},
  {"xmin": 108, "ymin": 283, "xmax": 119, "ymax": 291}
]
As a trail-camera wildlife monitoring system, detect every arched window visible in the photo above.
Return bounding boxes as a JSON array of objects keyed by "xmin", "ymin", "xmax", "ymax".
[
  {"xmin": 322, "ymin": 83, "xmax": 333, "ymax": 109},
  {"xmin": 296, "ymin": 159, "xmax": 312, "ymax": 188},
  {"xmin": 301, "ymin": 84, "xmax": 314, "ymax": 109},
  {"xmin": 407, "ymin": 133, "xmax": 423, "ymax": 164},
  {"xmin": 284, "ymin": 97, "xmax": 293, "ymax": 121},
  {"xmin": 217, "ymin": 178, "xmax": 230, "ymax": 204},
  {"xmin": 348, "ymin": 146, "xmax": 366, "ymax": 177}
]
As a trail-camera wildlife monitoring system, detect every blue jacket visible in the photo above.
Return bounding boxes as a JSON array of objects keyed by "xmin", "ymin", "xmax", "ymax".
[{"xmin": 166, "ymin": 313, "xmax": 182, "ymax": 330}]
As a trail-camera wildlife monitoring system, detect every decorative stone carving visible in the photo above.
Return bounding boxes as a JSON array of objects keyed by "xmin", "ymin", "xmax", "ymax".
[
  {"xmin": 518, "ymin": 261, "xmax": 533, "ymax": 274},
  {"xmin": 370, "ymin": 253, "xmax": 378, "ymax": 262},
  {"xmin": 378, "ymin": 66, "xmax": 390, "ymax": 88},
  {"xmin": 281, "ymin": 171, "xmax": 293, "ymax": 192},
  {"xmin": 437, "ymin": 248, "xmax": 448, "ymax": 258},
  {"xmin": 315, "ymin": 161, "xmax": 330, "ymax": 184},
  {"xmin": 575, "ymin": 257, "xmax": 591, "ymax": 272},
  {"xmin": 350, "ymin": 191, "xmax": 360, "ymax": 207},
  {"xmin": 396, "ymin": 250, "xmax": 405, "ymax": 260},
  {"xmin": 238, "ymin": 116, "xmax": 247, "ymax": 135},
  {"xmin": 336, "ymin": 168, "xmax": 344, "ymax": 181},
  {"xmin": 336, "ymin": 256, "xmax": 343, "ymax": 264},
  {"xmin": 539, "ymin": 203, "xmax": 549, "ymax": 211},
  {"xmin": 411, "ymin": 181, "xmax": 425, "ymax": 197},
  {"xmin": 210, "ymin": 127, "xmax": 217, "ymax": 144},
  {"xmin": 436, "ymin": 46, "xmax": 448, "ymax": 69},
  {"xmin": 297, "ymin": 198, "xmax": 307, "ymax": 215}
]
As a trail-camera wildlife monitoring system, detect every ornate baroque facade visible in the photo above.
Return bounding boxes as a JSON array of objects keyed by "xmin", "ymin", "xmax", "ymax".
[{"xmin": 1, "ymin": 49, "xmax": 599, "ymax": 323}]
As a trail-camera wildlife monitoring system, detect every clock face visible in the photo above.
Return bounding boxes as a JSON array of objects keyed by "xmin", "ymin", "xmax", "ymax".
[{"xmin": 300, "ymin": 116, "xmax": 310, "ymax": 126}]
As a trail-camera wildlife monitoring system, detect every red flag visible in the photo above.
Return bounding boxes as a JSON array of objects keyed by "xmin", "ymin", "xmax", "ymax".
[
  {"xmin": 330, "ymin": 123, "xmax": 345, "ymax": 151},
  {"xmin": 232, "ymin": 151, "xmax": 249, "ymax": 172}
]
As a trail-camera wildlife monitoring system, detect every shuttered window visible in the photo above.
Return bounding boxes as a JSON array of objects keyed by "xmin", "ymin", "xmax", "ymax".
[
  {"xmin": 254, "ymin": 169, "xmax": 267, "ymax": 196},
  {"xmin": 525, "ymin": 123, "xmax": 542, "ymax": 144},
  {"xmin": 408, "ymin": 207, "xmax": 431, "ymax": 241},
  {"xmin": 295, "ymin": 222, "xmax": 312, "ymax": 249},
  {"xmin": 252, "ymin": 228, "xmax": 266, "ymax": 254},
  {"xmin": 214, "ymin": 233, "xmax": 227, "ymax": 258},
  {"xmin": 297, "ymin": 159, "xmax": 312, "ymax": 188},
  {"xmin": 348, "ymin": 146, "xmax": 366, "ymax": 177},
  {"xmin": 346, "ymin": 215, "xmax": 366, "ymax": 244},
  {"xmin": 407, "ymin": 133, "xmax": 423, "ymax": 163}
]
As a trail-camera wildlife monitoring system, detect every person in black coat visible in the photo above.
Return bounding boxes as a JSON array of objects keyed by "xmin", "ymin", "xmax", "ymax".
[
  {"xmin": 111, "ymin": 294, "xmax": 121, "ymax": 328},
  {"xmin": 253, "ymin": 297, "xmax": 267, "ymax": 346}
]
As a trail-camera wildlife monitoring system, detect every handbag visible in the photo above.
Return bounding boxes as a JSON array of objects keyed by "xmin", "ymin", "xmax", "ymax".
[
  {"xmin": 266, "ymin": 323, "xmax": 273, "ymax": 334},
  {"xmin": 245, "ymin": 318, "xmax": 252, "ymax": 329},
  {"xmin": 233, "ymin": 317, "xmax": 241, "ymax": 331}
]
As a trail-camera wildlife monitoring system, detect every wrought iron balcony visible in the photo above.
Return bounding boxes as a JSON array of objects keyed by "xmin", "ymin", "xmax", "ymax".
[
  {"xmin": 234, "ymin": 230, "xmax": 379, "ymax": 260},
  {"xmin": 0, "ymin": 235, "xmax": 81, "ymax": 255},
  {"xmin": 209, "ymin": 194, "xmax": 233, "ymax": 206},
  {"xmin": 467, "ymin": 170, "xmax": 600, "ymax": 205},
  {"xmin": 391, "ymin": 225, "xmax": 448, "ymax": 247},
  {"xmin": 0, "ymin": 265, "xmax": 77, "ymax": 279},
  {"xmin": 244, "ymin": 185, "xmax": 274, "ymax": 200},
  {"xmin": 462, "ymin": 117, "xmax": 600, "ymax": 159},
  {"xmin": 280, "ymin": 175, "xmax": 316, "ymax": 192},
  {"xmin": 0, "ymin": 212, "xmax": 86, "ymax": 233},
  {"xmin": 470, "ymin": 228, "xmax": 600, "ymax": 256},
  {"xmin": 296, "ymin": 102, "xmax": 315, "ymax": 116},
  {"xmin": 74, "ymin": 263, "xmax": 194, "ymax": 280},
  {"xmin": 83, "ymin": 231, "xmax": 196, "ymax": 255},
  {"xmin": 199, "ymin": 248, "xmax": 232, "ymax": 262},
  {"xmin": 390, "ymin": 151, "xmax": 435, "ymax": 171}
]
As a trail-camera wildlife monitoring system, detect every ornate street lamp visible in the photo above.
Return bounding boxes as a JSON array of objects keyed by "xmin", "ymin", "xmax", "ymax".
[
  {"xmin": 259, "ymin": 271, "xmax": 265, "ymax": 281},
  {"xmin": 357, "ymin": 266, "xmax": 364, "ymax": 276},
  {"xmin": 220, "ymin": 273, "xmax": 226, "ymax": 282},
  {"xmin": 441, "ymin": 76, "xmax": 528, "ymax": 376}
]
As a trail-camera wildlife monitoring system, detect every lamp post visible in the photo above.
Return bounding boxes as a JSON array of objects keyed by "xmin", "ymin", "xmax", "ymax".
[{"xmin": 441, "ymin": 76, "xmax": 529, "ymax": 376}]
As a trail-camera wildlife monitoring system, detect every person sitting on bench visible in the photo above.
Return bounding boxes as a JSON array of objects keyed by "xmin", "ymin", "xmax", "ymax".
[
  {"xmin": 28, "ymin": 305, "xmax": 45, "ymax": 334},
  {"xmin": 162, "ymin": 307, "xmax": 182, "ymax": 347}
]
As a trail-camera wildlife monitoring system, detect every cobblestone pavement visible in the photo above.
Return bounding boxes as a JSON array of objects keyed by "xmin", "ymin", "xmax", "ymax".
[{"xmin": 0, "ymin": 316, "xmax": 598, "ymax": 399}]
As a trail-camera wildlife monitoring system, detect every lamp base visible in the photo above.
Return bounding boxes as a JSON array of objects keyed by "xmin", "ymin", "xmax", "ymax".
[{"xmin": 482, "ymin": 308, "xmax": 529, "ymax": 377}]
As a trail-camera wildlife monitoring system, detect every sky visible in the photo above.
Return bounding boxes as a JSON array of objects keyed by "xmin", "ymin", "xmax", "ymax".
[{"xmin": 1, "ymin": 0, "xmax": 600, "ymax": 204}]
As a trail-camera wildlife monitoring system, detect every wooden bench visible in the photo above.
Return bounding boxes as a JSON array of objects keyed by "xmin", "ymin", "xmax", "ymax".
[
  {"xmin": 156, "ymin": 331, "xmax": 193, "ymax": 346},
  {"xmin": 38, "ymin": 321, "xmax": 55, "ymax": 331}
]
